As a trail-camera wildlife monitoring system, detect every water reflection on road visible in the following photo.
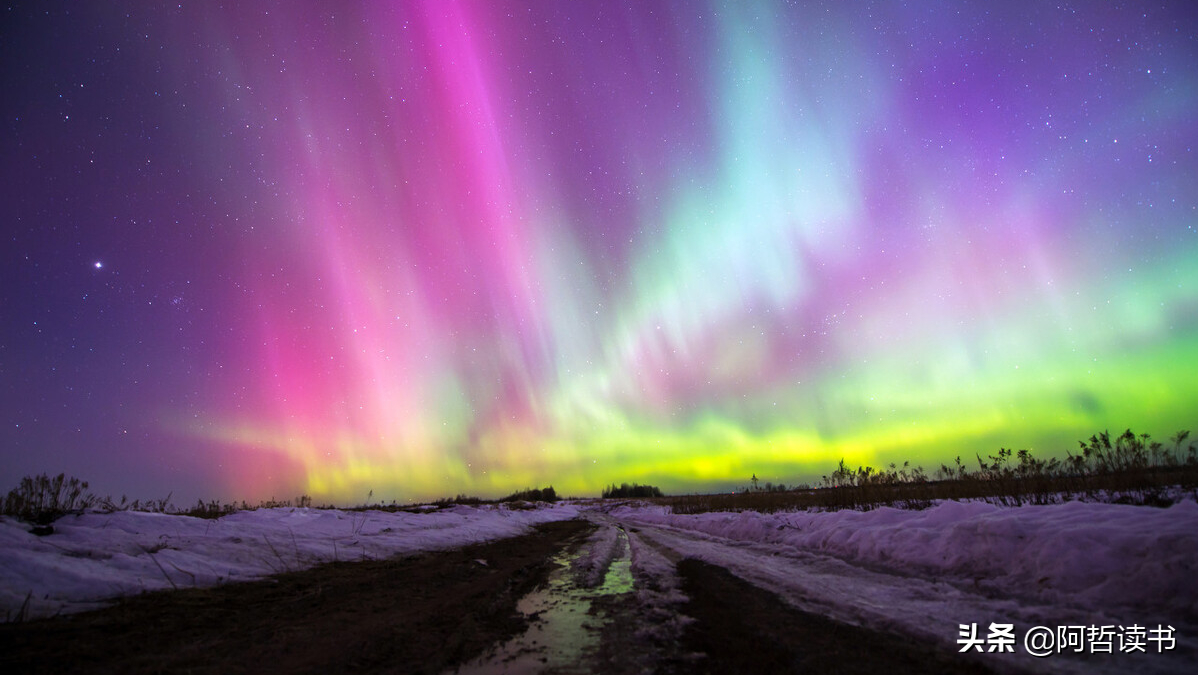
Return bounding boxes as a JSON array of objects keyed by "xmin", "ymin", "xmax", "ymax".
[{"xmin": 451, "ymin": 526, "xmax": 633, "ymax": 674}]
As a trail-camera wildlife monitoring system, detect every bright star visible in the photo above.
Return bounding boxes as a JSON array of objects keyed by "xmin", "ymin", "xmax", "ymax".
[{"xmin": 93, "ymin": 261, "xmax": 103, "ymax": 269}]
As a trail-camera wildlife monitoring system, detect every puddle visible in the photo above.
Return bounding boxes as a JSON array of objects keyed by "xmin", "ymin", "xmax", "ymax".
[
  {"xmin": 595, "ymin": 533, "xmax": 633, "ymax": 595},
  {"xmin": 450, "ymin": 526, "xmax": 633, "ymax": 674}
]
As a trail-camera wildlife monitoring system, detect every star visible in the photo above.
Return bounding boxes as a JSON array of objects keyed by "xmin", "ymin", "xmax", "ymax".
[{"xmin": 93, "ymin": 261, "xmax": 103, "ymax": 269}]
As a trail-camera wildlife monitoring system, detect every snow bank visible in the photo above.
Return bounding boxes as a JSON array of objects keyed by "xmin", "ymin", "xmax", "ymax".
[
  {"xmin": 615, "ymin": 499, "xmax": 1198, "ymax": 620},
  {"xmin": 0, "ymin": 502, "xmax": 579, "ymax": 621},
  {"xmin": 570, "ymin": 521, "xmax": 622, "ymax": 587}
]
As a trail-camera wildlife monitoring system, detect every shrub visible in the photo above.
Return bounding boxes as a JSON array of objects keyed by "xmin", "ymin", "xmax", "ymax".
[
  {"xmin": 181, "ymin": 499, "xmax": 239, "ymax": 519},
  {"xmin": 2, "ymin": 473, "xmax": 98, "ymax": 524}
]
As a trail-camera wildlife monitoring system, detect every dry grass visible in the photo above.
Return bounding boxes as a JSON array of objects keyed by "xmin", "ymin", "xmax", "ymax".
[{"xmin": 660, "ymin": 429, "xmax": 1198, "ymax": 514}]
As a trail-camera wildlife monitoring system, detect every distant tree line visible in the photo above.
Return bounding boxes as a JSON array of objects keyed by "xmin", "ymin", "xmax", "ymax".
[
  {"xmin": 501, "ymin": 486, "xmax": 558, "ymax": 502},
  {"xmin": 602, "ymin": 482, "xmax": 663, "ymax": 498}
]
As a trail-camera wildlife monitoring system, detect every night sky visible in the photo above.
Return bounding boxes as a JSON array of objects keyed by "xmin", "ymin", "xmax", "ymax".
[{"xmin": 3, "ymin": 1, "xmax": 1196, "ymax": 505}]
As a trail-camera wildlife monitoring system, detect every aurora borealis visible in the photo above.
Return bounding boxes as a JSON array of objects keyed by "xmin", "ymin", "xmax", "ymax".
[{"xmin": 3, "ymin": 1, "xmax": 1197, "ymax": 504}]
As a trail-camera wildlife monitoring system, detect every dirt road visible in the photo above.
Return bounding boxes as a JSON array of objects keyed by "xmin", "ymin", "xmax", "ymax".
[
  {"xmin": 0, "ymin": 520, "xmax": 594, "ymax": 674},
  {"xmin": 0, "ymin": 516, "xmax": 1001, "ymax": 674}
]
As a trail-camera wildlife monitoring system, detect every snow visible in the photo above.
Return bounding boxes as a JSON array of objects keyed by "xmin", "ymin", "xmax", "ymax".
[
  {"xmin": 570, "ymin": 518, "xmax": 624, "ymax": 587},
  {"xmin": 3, "ymin": 496, "xmax": 1194, "ymax": 673},
  {"xmin": 611, "ymin": 499, "xmax": 1198, "ymax": 622},
  {"xmin": 610, "ymin": 498, "xmax": 1198, "ymax": 674},
  {"xmin": 0, "ymin": 502, "xmax": 579, "ymax": 621}
]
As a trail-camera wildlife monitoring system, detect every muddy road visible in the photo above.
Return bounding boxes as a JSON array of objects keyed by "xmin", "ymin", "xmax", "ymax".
[{"xmin": 0, "ymin": 515, "xmax": 1001, "ymax": 674}]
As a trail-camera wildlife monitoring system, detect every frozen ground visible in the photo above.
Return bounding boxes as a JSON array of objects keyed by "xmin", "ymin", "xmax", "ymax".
[{"xmin": 2, "ymin": 498, "xmax": 1195, "ymax": 673}]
